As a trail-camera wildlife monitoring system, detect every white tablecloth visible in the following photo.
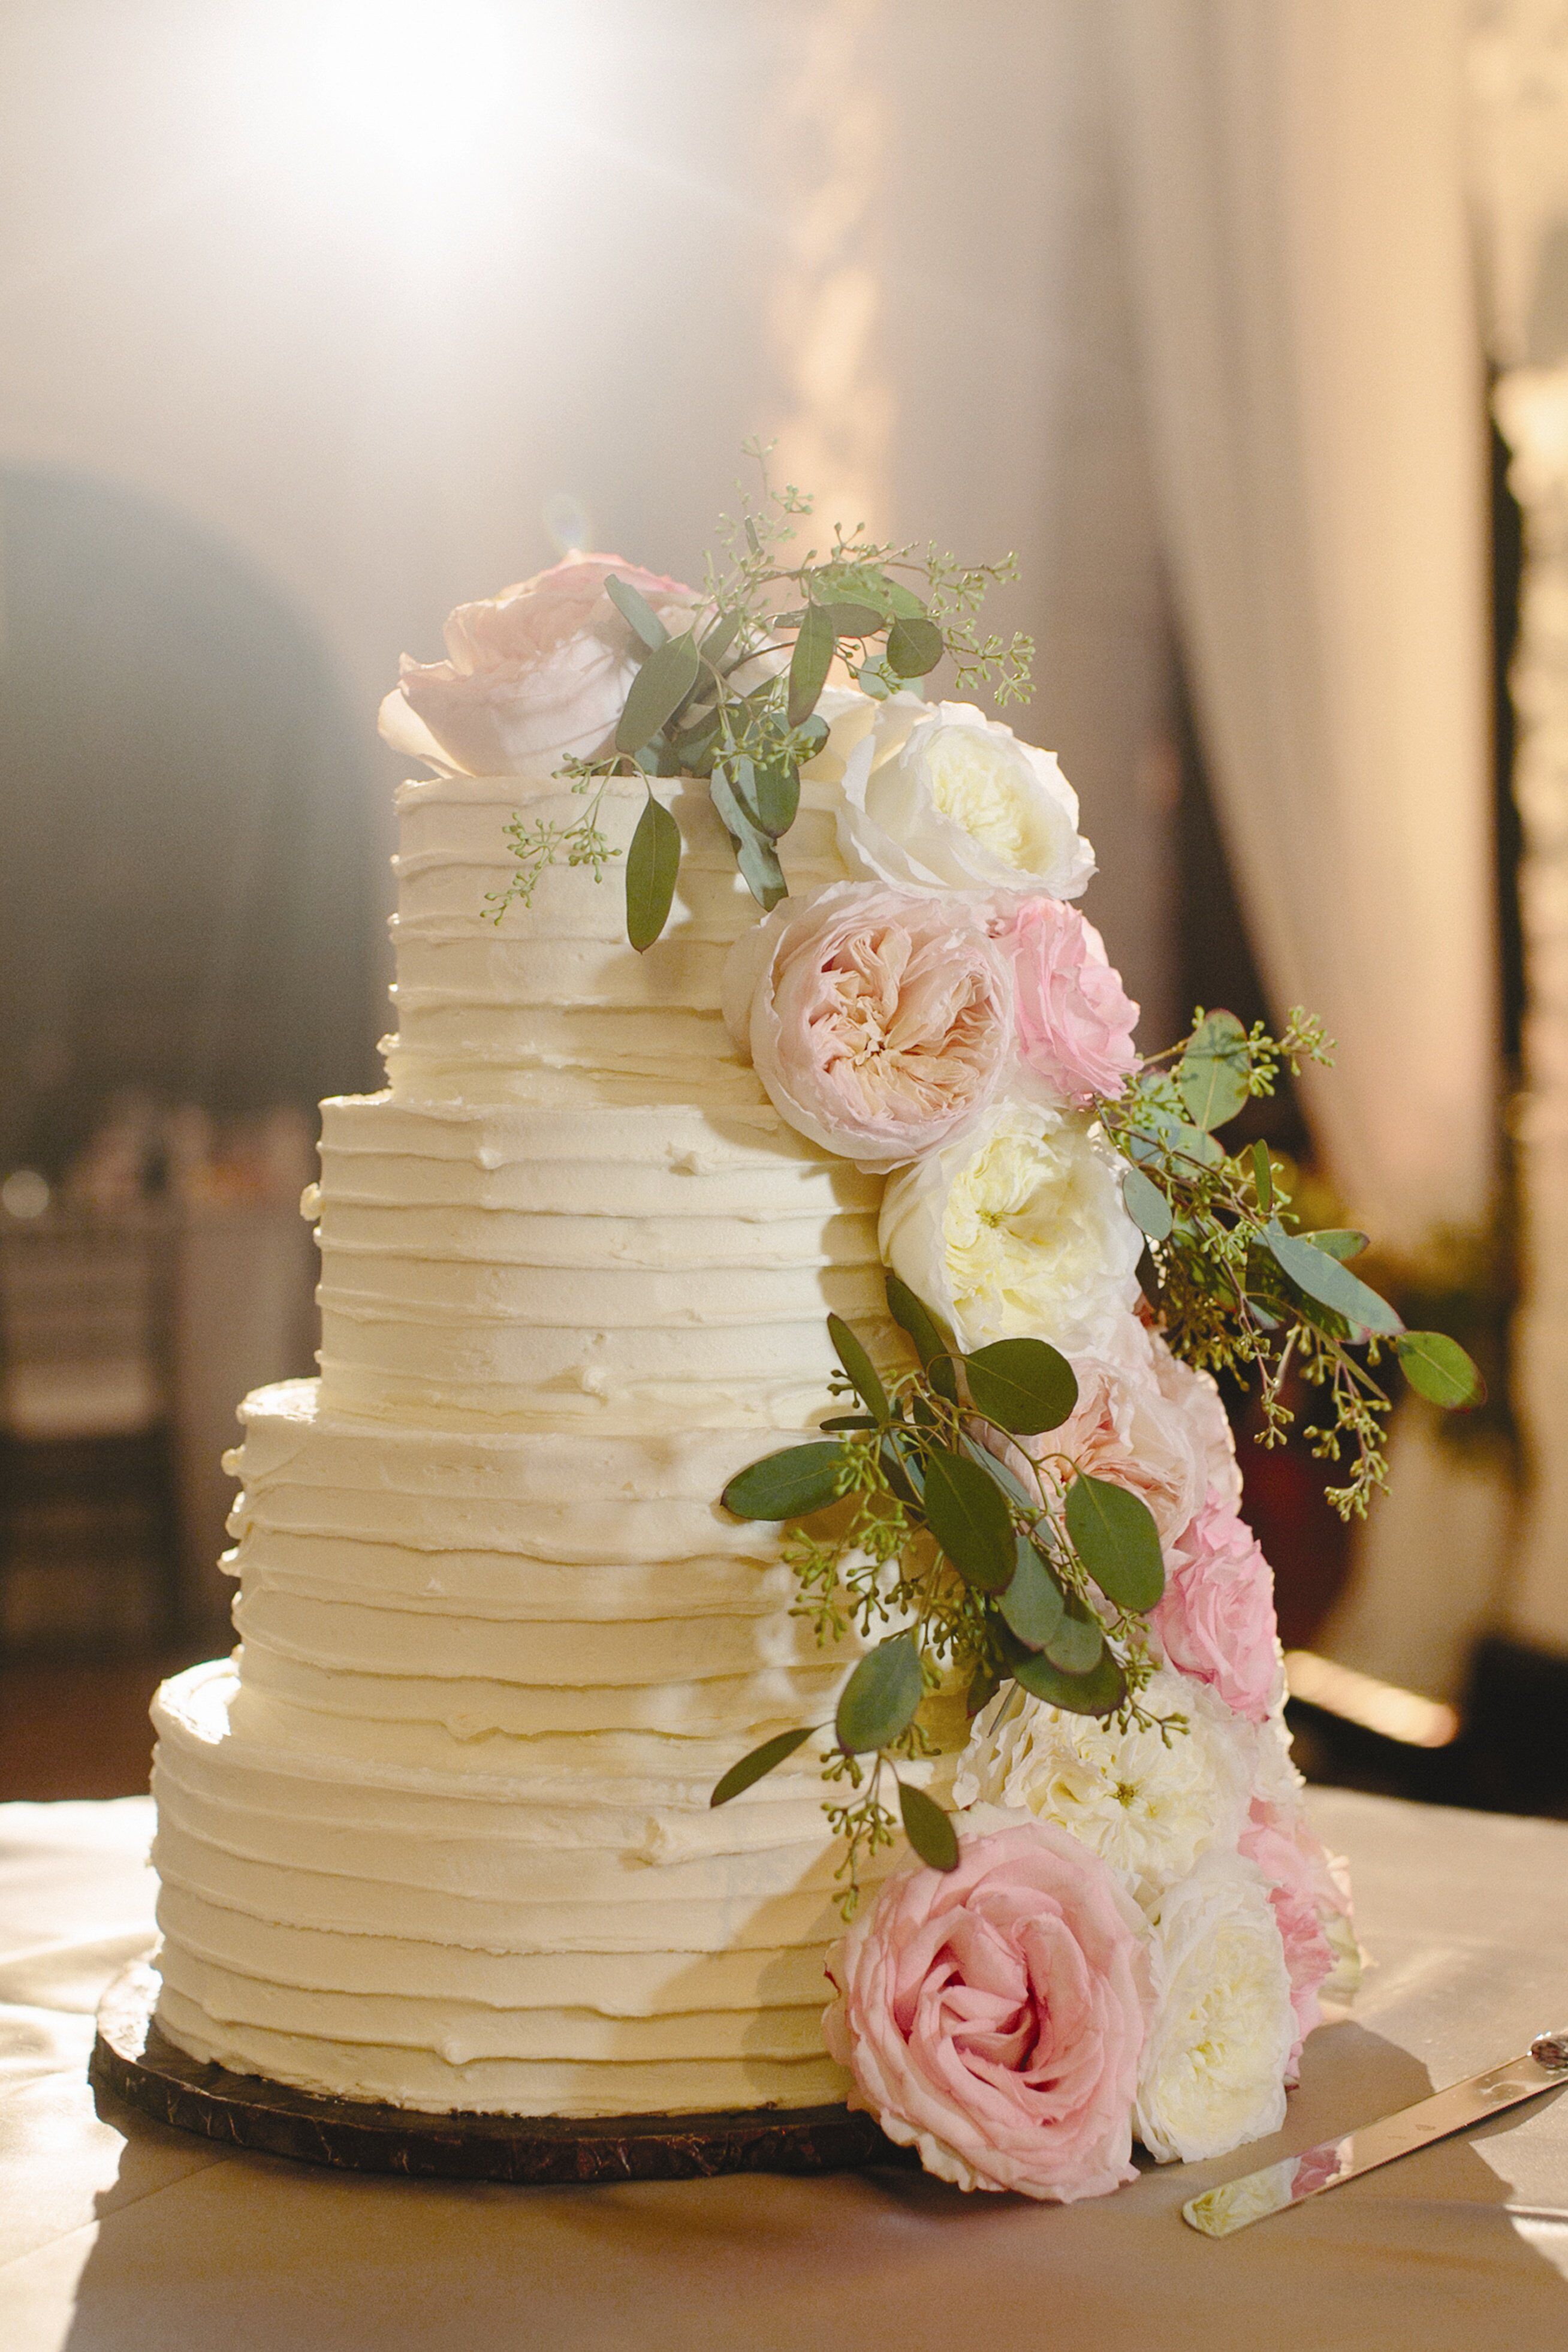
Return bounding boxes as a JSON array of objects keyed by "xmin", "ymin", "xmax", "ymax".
[{"xmin": 2, "ymin": 1790, "xmax": 1566, "ymax": 2351}]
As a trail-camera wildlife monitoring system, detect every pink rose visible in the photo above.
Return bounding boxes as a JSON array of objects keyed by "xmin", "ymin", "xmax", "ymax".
[
  {"xmin": 1013, "ymin": 1317, "xmax": 1238, "ymax": 1547},
  {"xmin": 1239, "ymin": 1798, "xmax": 1346, "ymax": 2077},
  {"xmin": 722, "ymin": 883, "xmax": 1011, "ymax": 1172},
  {"xmin": 990, "ymin": 895, "xmax": 1139, "ymax": 1104},
  {"xmin": 1151, "ymin": 1490, "xmax": 1281, "ymax": 1724},
  {"xmin": 378, "ymin": 554, "xmax": 700, "ymax": 774},
  {"xmin": 823, "ymin": 1818, "xmax": 1152, "ymax": 2200}
]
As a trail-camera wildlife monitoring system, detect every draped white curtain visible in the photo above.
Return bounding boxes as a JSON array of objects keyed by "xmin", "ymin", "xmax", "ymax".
[{"xmin": 1109, "ymin": 0, "xmax": 1495, "ymax": 1252}]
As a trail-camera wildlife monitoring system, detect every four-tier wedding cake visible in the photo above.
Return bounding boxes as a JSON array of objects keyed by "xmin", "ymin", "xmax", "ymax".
[{"xmin": 145, "ymin": 533, "xmax": 1375, "ymax": 2199}]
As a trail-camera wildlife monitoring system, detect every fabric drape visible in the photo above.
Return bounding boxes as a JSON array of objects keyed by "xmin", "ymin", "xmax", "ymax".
[{"xmin": 1109, "ymin": 0, "xmax": 1495, "ymax": 1250}]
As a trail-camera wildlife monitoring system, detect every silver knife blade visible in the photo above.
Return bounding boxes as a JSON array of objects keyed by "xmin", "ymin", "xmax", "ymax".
[{"xmin": 1183, "ymin": 2030, "xmax": 1568, "ymax": 2237}]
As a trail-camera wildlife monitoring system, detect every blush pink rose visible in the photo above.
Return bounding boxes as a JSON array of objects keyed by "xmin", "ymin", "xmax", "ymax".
[
  {"xmin": 989, "ymin": 895, "xmax": 1139, "ymax": 1104},
  {"xmin": 823, "ymin": 1818, "xmax": 1152, "ymax": 2200},
  {"xmin": 378, "ymin": 554, "xmax": 700, "ymax": 774},
  {"xmin": 1151, "ymin": 1490, "xmax": 1281, "ymax": 1724},
  {"xmin": 1239, "ymin": 1799, "xmax": 1343, "ymax": 2078},
  {"xmin": 1011, "ymin": 1316, "xmax": 1238, "ymax": 1546},
  {"xmin": 722, "ymin": 882, "xmax": 1011, "ymax": 1172}
]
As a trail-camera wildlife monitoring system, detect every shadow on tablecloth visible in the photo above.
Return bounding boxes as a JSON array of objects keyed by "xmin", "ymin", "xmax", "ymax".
[{"xmin": 57, "ymin": 2020, "xmax": 1568, "ymax": 2352}]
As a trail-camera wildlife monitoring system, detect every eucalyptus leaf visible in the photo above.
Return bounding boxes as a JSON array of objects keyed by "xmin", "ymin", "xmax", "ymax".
[
  {"xmin": 1065, "ymin": 1473, "xmax": 1165, "ymax": 1612},
  {"xmin": 624, "ymin": 793, "xmax": 682, "ymax": 954},
  {"xmin": 828, "ymin": 1312, "xmax": 891, "ymax": 1423},
  {"xmin": 1264, "ymin": 1222, "xmax": 1403, "ymax": 1336},
  {"xmin": 1177, "ymin": 1009, "xmax": 1251, "ymax": 1130},
  {"xmin": 1307, "ymin": 1228, "xmax": 1371, "ymax": 1261},
  {"xmin": 1121, "ymin": 1164, "xmax": 1173, "ymax": 1243},
  {"xmin": 898, "ymin": 1780, "xmax": 959, "ymax": 1871},
  {"xmin": 1044, "ymin": 1588, "xmax": 1105, "ymax": 1674},
  {"xmin": 729, "ymin": 755, "xmax": 801, "ymax": 840},
  {"xmin": 615, "ymin": 630, "xmax": 700, "ymax": 755},
  {"xmin": 820, "ymin": 1413, "xmax": 876, "ymax": 1432},
  {"xmin": 1127, "ymin": 1113, "xmax": 1225, "ymax": 1170},
  {"xmin": 710, "ymin": 1724, "xmax": 815, "ymax": 1806},
  {"xmin": 997, "ymin": 1537, "xmax": 1066, "ymax": 1650},
  {"xmin": 884, "ymin": 1272, "xmax": 958, "ymax": 1402},
  {"xmin": 886, "ymin": 614, "xmax": 943, "ymax": 679},
  {"xmin": 734, "ymin": 824, "xmax": 787, "ymax": 910},
  {"xmin": 1396, "ymin": 1330, "xmax": 1486, "ymax": 1410},
  {"xmin": 1011, "ymin": 1645, "xmax": 1126, "ymax": 1718},
  {"xmin": 880, "ymin": 1431, "xmax": 925, "ymax": 1509},
  {"xmin": 1252, "ymin": 1139, "xmax": 1274, "ymax": 1215},
  {"xmin": 964, "ymin": 1336, "xmax": 1078, "ymax": 1435},
  {"xmin": 787, "ymin": 604, "xmax": 835, "ymax": 728},
  {"xmin": 699, "ymin": 609, "xmax": 741, "ymax": 666},
  {"xmin": 722, "ymin": 1441, "xmax": 844, "ymax": 1521},
  {"xmin": 605, "ymin": 573, "xmax": 668, "ymax": 652},
  {"xmin": 836, "ymin": 1633, "xmax": 923, "ymax": 1754},
  {"xmin": 957, "ymin": 1431, "xmax": 1038, "ymax": 1511},
  {"xmin": 821, "ymin": 601, "xmax": 885, "ymax": 638},
  {"xmin": 922, "ymin": 1447, "xmax": 1016, "ymax": 1592}
]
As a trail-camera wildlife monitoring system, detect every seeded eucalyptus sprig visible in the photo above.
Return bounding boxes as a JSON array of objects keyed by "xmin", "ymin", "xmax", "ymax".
[
  {"xmin": 712, "ymin": 1275, "xmax": 1177, "ymax": 1916},
  {"xmin": 487, "ymin": 441, "xmax": 1033, "ymax": 947},
  {"xmin": 1102, "ymin": 1008, "xmax": 1488, "ymax": 1517}
]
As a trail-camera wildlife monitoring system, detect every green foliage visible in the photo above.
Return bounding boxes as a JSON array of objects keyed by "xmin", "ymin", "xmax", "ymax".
[
  {"xmin": 963, "ymin": 1337, "xmax": 1077, "ymax": 1435},
  {"xmin": 623, "ymin": 792, "xmax": 682, "ymax": 953},
  {"xmin": 491, "ymin": 442, "xmax": 1033, "ymax": 943},
  {"xmin": 1396, "ymin": 1329, "xmax": 1487, "ymax": 1409},
  {"xmin": 898, "ymin": 1779, "xmax": 959, "ymax": 1871},
  {"xmin": 721, "ymin": 1442, "xmax": 845, "ymax": 1521},
  {"xmin": 836, "ymin": 1634, "xmax": 924, "ymax": 1754},
  {"xmin": 714, "ymin": 1273, "xmax": 1181, "ymax": 1913},
  {"xmin": 710, "ymin": 1724, "xmax": 816, "ymax": 1806},
  {"xmin": 1101, "ymin": 1005, "xmax": 1487, "ymax": 1516}
]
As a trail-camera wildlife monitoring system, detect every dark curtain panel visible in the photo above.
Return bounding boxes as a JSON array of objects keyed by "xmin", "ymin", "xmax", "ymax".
[{"xmin": 0, "ymin": 468, "xmax": 379, "ymax": 1173}]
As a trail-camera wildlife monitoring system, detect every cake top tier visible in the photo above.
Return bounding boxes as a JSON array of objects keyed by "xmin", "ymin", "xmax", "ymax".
[{"xmin": 385, "ymin": 769, "xmax": 849, "ymax": 1110}]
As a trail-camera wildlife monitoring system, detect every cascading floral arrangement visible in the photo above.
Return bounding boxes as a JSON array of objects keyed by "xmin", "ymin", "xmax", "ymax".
[{"xmin": 389, "ymin": 451, "xmax": 1483, "ymax": 2205}]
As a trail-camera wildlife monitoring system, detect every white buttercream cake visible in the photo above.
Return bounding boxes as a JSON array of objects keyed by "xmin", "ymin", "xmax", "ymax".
[{"xmin": 149, "ymin": 769, "xmax": 898, "ymax": 2115}]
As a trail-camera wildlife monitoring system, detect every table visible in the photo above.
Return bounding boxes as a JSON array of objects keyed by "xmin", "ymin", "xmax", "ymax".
[{"xmin": 2, "ymin": 1790, "xmax": 1565, "ymax": 2352}]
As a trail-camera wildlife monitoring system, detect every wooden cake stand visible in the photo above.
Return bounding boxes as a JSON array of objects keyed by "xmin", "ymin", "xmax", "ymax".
[{"xmin": 91, "ymin": 1963, "xmax": 915, "ymax": 2185}]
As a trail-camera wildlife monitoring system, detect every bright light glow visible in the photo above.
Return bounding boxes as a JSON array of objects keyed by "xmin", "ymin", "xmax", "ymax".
[
  {"xmin": 2, "ymin": 1170, "xmax": 50, "ymax": 1220},
  {"xmin": 297, "ymin": 1, "xmax": 571, "ymax": 170},
  {"xmin": 1284, "ymin": 1649, "xmax": 1460, "ymax": 1749}
]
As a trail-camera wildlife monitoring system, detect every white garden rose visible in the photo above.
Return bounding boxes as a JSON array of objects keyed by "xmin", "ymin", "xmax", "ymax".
[
  {"xmin": 1133, "ymin": 1850, "xmax": 1296, "ymax": 2163},
  {"xmin": 952, "ymin": 1669, "xmax": 1253, "ymax": 1912},
  {"xmin": 878, "ymin": 1096, "xmax": 1141, "ymax": 1353},
  {"xmin": 833, "ymin": 698, "xmax": 1095, "ymax": 898}
]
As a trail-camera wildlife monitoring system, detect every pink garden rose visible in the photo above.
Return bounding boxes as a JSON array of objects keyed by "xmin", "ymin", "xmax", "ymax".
[
  {"xmin": 1151, "ymin": 1490, "xmax": 1281, "ymax": 1724},
  {"xmin": 722, "ymin": 883, "xmax": 1012, "ymax": 1172},
  {"xmin": 990, "ymin": 895, "xmax": 1139, "ymax": 1105},
  {"xmin": 378, "ymin": 554, "xmax": 700, "ymax": 775},
  {"xmin": 1239, "ymin": 1797, "xmax": 1349, "ymax": 2077},
  {"xmin": 823, "ymin": 1818, "xmax": 1152, "ymax": 2200},
  {"xmin": 1008, "ymin": 1315, "xmax": 1238, "ymax": 1549}
]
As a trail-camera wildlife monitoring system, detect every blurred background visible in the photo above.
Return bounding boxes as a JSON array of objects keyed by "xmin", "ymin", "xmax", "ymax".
[{"xmin": 2, "ymin": 0, "xmax": 1565, "ymax": 1818}]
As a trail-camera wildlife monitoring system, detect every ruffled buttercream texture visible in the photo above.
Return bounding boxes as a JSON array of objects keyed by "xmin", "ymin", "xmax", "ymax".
[{"xmin": 150, "ymin": 770, "xmax": 909, "ymax": 2115}]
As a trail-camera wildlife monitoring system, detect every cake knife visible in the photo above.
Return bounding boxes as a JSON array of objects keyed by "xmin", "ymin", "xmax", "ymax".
[{"xmin": 1182, "ymin": 2029, "xmax": 1568, "ymax": 2237}]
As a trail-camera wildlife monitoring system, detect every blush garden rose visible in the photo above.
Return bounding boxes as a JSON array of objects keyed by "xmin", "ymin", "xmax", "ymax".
[
  {"xmin": 824, "ymin": 1815, "xmax": 1153, "ymax": 2202},
  {"xmin": 720, "ymin": 882, "xmax": 1012, "ymax": 1172},
  {"xmin": 379, "ymin": 555, "xmax": 701, "ymax": 775}
]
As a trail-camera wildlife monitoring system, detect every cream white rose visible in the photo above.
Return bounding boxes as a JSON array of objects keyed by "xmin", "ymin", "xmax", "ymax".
[
  {"xmin": 834, "ymin": 698, "xmax": 1094, "ymax": 898},
  {"xmin": 1134, "ymin": 1850, "xmax": 1296, "ymax": 2163},
  {"xmin": 878, "ymin": 1095, "xmax": 1141, "ymax": 1353},
  {"xmin": 953, "ymin": 1669, "xmax": 1253, "ymax": 1912}
]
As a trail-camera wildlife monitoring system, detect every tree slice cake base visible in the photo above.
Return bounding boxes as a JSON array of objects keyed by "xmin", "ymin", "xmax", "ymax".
[{"xmin": 91, "ymin": 1964, "xmax": 914, "ymax": 2185}]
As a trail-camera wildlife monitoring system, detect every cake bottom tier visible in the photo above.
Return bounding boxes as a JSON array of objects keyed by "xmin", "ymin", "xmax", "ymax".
[{"xmin": 150, "ymin": 1661, "xmax": 856, "ymax": 2117}]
